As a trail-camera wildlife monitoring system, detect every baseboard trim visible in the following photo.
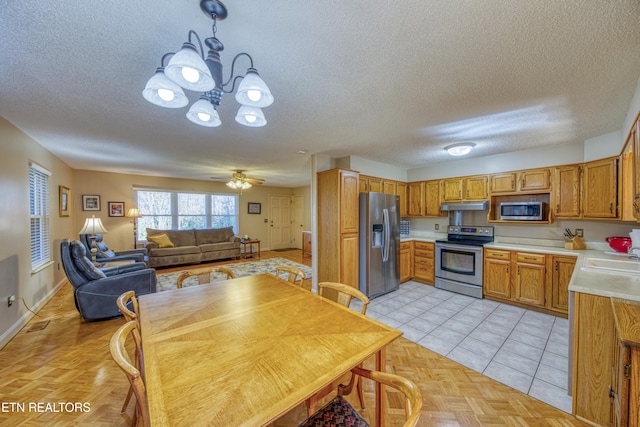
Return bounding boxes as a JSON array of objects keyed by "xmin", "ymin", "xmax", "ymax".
[{"xmin": 0, "ymin": 279, "xmax": 67, "ymax": 350}]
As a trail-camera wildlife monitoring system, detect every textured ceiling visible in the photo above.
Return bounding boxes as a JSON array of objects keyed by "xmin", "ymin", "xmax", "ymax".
[{"xmin": 1, "ymin": 1, "xmax": 639, "ymax": 186}]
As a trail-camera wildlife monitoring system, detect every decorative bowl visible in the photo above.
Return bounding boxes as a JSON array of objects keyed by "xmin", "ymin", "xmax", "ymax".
[{"xmin": 605, "ymin": 236, "xmax": 632, "ymax": 253}]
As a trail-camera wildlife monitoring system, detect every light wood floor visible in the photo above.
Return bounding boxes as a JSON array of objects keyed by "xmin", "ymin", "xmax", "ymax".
[{"xmin": 0, "ymin": 250, "xmax": 588, "ymax": 426}]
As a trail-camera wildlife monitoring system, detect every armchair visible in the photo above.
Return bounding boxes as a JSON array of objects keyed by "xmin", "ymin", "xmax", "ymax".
[
  {"xmin": 80, "ymin": 233, "xmax": 148, "ymax": 264},
  {"xmin": 61, "ymin": 239, "xmax": 157, "ymax": 321}
]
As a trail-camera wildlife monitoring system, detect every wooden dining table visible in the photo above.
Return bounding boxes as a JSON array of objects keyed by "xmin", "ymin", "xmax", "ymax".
[{"xmin": 138, "ymin": 273, "xmax": 402, "ymax": 426}]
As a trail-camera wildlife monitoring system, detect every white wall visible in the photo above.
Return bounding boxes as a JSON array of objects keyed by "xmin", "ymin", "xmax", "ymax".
[{"xmin": 584, "ymin": 130, "xmax": 624, "ymax": 161}]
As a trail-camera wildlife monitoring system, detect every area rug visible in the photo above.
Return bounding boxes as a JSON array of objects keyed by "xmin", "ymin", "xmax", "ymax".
[{"xmin": 155, "ymin": 257, "xmax": 312, "ymax": 292}]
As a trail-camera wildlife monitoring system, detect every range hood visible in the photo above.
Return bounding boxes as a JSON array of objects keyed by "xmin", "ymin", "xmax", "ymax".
[{"xmin": 440, "ymin": 201, "xmax": 489, "ymax": 211}]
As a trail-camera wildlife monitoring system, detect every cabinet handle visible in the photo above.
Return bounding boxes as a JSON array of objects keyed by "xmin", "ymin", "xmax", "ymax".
[
  {"xmin": 521, "ymin": 178, "xmax": 525, "ymax": 190},
  {"xmin": 609, "ymin": 203, "xmax": 613, "ymax": 214},
  {"xmin": 517, "ymin": 266, "xmax": 520, "ymax": 275},
  {"xmin": 523, "ymin": 256, "xmax": 537, "ymax": 261},
  {"xmin": 555, "ymin": 261, "xmax": 558, "ymax": 271},
  {"xmin": 511, "ymin": 180, "xmax": 514, "ymax": 190},
  {"xmin": 634, "ymin": 195, "xmax": 639, "ymax": 214},
  {"xmin": 556, "ymin": 204, "xmax": 560, "ymax": 214},
  {"xmin": 506, "ymin": 265, "xmax": 509, "ymax": 273}
]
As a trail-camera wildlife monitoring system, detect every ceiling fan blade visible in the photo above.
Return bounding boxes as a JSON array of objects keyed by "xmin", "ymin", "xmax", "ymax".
[{"xmin": 245, "ymin": 178, "xmax": 265, "ymax": 185}]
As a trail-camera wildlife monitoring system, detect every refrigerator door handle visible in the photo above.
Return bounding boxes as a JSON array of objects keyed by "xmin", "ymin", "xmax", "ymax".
[{"xmin": 382, "ymin": 208, "xmax": 390, "ymax": 262}]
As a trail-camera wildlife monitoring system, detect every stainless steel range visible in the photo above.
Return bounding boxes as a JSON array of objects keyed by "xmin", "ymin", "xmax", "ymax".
[{"xmin": 435, "ymin": 225, "xmax": 494, "ymax": 298}]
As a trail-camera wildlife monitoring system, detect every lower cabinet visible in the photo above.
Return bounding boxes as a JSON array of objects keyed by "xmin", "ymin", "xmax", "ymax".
[
  {"xmin": 483, "ymin": 248, "xmax": 575, "ymax": 315},
  {"xmin": 400, "ymin": 242, "xmax": 413, "ymax": 283},
  {"xmin": 413, "ymin": 241, "xmax": 435, "ymax": 284}
]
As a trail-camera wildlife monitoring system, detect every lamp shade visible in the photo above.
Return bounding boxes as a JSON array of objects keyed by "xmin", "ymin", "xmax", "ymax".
[
  {"xmin": 187, "ymin": 98, "xmax": 222, "ymax": 127},
  {"xmin": 126, "ymin": 208, "xmax": 142, "ymax": 219},
  {"xmin": 165, "ymin": 42, "xmax": 215, "ymax": 92},
  {"xmin": 142, "ymin": 69, "xmax": 189, "ymax": 108},
  {"xmin": 79, "ymin": 215, "xmax": 108, "ymax": 235},
  {"xmin": 445, "ymin": 143, "xmax": 476, "ymax": 156},
  {"xmin": 235, "ymin": 105, "xmax": 266, "ymax": 127},
  {"xmin": 235, "ymin": 69, "xmax": 274, "ymax": 108}
]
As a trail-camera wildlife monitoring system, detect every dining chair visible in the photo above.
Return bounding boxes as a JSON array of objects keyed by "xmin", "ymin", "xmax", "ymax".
[
  {"xmin": 298, "ymin": 366, "xmax": 423, "ymax": 427},
  {"xmin": 307, "ymin": 282, "xmax": 372, "ymax": 415},
  {"xmin": 110, "ymin": 320, "xmax": 149, "ymax": 427},
  {"xmin": 274, "ymin": 265, "xmax": 306, "ymax": 286},
  {"xmin": 116, "ymin": 291, "xmax": 140, "ymax": 419},
  {"xmin": 176, "ymin": 266, "xmax": 235, "ymax": 288}
]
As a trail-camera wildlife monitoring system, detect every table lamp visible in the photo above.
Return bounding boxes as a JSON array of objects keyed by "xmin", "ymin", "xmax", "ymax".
[
  {"xmin": 126, "ymin": 208, "xmax": 142, "ymax": 249},
  {"xmin": 79, "ymin": 215, "xmax": 109, "ymax": 263}
]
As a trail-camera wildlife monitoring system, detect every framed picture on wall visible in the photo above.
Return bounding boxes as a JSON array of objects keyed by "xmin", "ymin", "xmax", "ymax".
[
  {"xmin": 82, "ymin": 195, "xmax": 100, "ymax": 211},
  {"xmin": 108, "ymin": 201, "xmax": 125, "ymax": 217},
  {"xmin": 248, "ymin": 202, "xmax": 261, "ymax": 214},
  {"xmin": 59, "ymin": 186, "xmax": 70, "ymax": 217}
]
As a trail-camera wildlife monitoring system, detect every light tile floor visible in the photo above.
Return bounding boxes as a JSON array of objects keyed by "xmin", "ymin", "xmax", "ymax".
[{"xmin": 351, "ymin": 280, "xmax": 572, "ymax": 413}]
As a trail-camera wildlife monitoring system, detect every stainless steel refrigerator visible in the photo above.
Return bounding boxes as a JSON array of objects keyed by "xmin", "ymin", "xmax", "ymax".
[{"xmin": 359, "ymin": 192, "xmax": 400, "ymax": 298}]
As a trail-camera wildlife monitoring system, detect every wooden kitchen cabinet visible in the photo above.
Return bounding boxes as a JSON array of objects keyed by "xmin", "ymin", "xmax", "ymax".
[
  {"xmin": 582, "ymin": 156, "xmax": 618, "ymax": 218},
  {"xmin": 424, "ymin": 180, "xmax": 444, "ymax": 217},
  {"xmin": 317, "ymin": 169, "xmax": 359, "ymax": 288},
  {"xmin": 413, "ymin": 241, "xmax": 435, "ymax": 284},
  {"xmin": 442, "ymin": 178, "xmax": 463, "ymax": 202},
  {"xmin": 514, "ymin": 252, "xmax": 546, "ymax": 307},
  {"xmin": 465, "ymin": 175, "xmax": 488, "ymax": 200},
  {"xmin": 572, "ymin": 292, "xmax": 617, "ymax": 426},
  {"xmin": 382, "ymin": 179, "xmax": 396, "ymax": 194},
  {"xmin": 611, "ymin": 300, "xmax": 640, "ymax": 427},
  {"xmin": 550, "ymin": 256, "xmax": 576, "ymax": 314},
  {"xmin": 407, "ymin": 181, "xmax": 425, "ymax": 216},
  {"xmin": 553, "ymin": 164, "xmax": 581, "ymax": 218},
  {"xmin": 483, "ymin": 249, "xmax": 511, "ymax": 299},
  {"xmin": 490, "ymin": 172, "xmax": 517, "ymax": 193},
  {"xmin": 400, "ymin": 241, "xmax": 413, "ymax": 283},
  {"xmin": 396, "ymin": 182, "xmax": 407, "ymax": 217},
  {"xmin": 519, "ymin": 168, "xmax": 551, "ymax": 192},
  {"xmin": 368, "ymin": 176, "xmax": 382, "ymax": 193}
]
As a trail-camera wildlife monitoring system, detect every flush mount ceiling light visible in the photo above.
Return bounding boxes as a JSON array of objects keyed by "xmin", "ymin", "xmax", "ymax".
[
  {"xmin": 444, "ymin": 142, "xmax": 476, "ymax": 156},
  {"xmin": 142, "ymin": 0, "xmax": 274, "ymax": 128}
]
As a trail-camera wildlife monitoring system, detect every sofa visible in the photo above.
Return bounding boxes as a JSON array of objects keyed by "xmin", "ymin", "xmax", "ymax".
[{"xmin": 145, "ymin": 227, "xmax": 241, "ymax": 268}]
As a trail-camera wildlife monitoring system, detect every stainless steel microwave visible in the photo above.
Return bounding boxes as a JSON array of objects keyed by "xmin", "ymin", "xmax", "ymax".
[{"xmin": 499, "ymin": 201, "xmax": 544, "ymax": 220}]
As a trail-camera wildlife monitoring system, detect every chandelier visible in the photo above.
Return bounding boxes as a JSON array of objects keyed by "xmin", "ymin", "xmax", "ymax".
[
  {"xmin": 226, "ymin": 179, "xmax": 251, "ymax": 190},
  {"xmin": 142, "ymin": 0, "xmax": 273, "ymax": 127}
]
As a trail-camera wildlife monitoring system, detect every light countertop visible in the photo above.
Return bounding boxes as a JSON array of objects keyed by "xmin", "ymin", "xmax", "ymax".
[{"xmin": 400, "ymin": 235, "xmax": 640, "ymax": 302}]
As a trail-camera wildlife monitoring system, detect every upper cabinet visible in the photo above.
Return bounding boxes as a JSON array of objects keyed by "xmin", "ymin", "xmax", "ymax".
[
  {"xmin": 424, "ymin": 180, "xmax": 444, "ymax": 217},
  {"xmin": 382, "ymin": 180, "xmax": 396, "ymax": 195},
  {"xmin": 442, "ymin": 175, "xmax": 487, "ymax": 202},
  {"xmin": 552, "ymin": 164, "xmax": 581, "ymax": 218},
  {"xmin": 582, "ymin": 157, "xmax": 618, "ymax": 219},
  {"xmin": 407, "ymin": 181, "xmax": 425, "ymax": 216},
  {"xmin": 396, "ymin": 182, "xmax": 407, "ymax": 217},
  {"xmin": 490, "ymin": 168, "xmax": 550, "ymax": 194}
]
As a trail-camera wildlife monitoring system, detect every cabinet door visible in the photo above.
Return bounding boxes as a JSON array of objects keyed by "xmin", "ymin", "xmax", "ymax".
[
  {"xmin": 424, "ymin": 180, "xmax": 442, "ymax": 216},
  {"xmin": 368, "ymin": 177, "xmax": 382, "ymax": 193},
  {"xmin": 490, "ymin": 173, "xmax": 517, "ymax": 193},
  {"xmin": 400, "ymin": 244, "xmax": 412, "ymax": 283},
  {"xmin": 483, "ymin": 258, "xmax": 511, "ymax": 299},
  {"xmin": 574, "ymin": 293, "xmax": 616, "ymax": 426},
  {"xmin": 396, "ymin": 182, "xmax": 407, "ymax": 217},
  {"xmin": 407, "ymin": 182, "xmax": 425, "ymax": 216},
  {"xmin": 583, "ymin": 157, "xmax": 618, "ymax": 218},
  {"xmin": 514, "ymin": 261, "xmax": 545, "ymax": 307},
  {"xmin": 520, "ymin": 168, "xmax": 551, "ymax": 191},
  {"xmin": 340, "ymin": 171, "xmax": 360, "ymax": 234},
  {"xmin": 551, "ymin": 256, "xmax": 576, "ymax": 313},
  {"xmin": 553, "ymin": 165, "xmax": 581, "ymax": 218},
  {"xmin": 442, "ymin": 178, "xmax": 463, "ymax": 202},
  {"xmin": 465, "ymin": 175, "xmax": 488, "ymax": 200},
  {"xmin": 382, "ymin": 180, "xmax": 396, "ymax": 194},
  {"xmin": 340, "ymin": 233, "xmax": 359, "ymax": 288},
  {"xmin": 359, "ymin": 175, "xmax": 369, "ymax": 193}
]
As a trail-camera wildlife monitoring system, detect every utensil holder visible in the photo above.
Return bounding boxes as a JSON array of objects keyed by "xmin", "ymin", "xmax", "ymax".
[{"xmin": 564, "ymin": 236, "xmax": 586, "ymax": 250}]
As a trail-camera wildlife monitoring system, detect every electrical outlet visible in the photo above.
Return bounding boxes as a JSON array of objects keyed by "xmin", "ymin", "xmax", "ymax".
[
  {"xmin": 7, "ymin": 295, "xmax": 15, "ymax": 307},
  {"xmin": 435, "ymin": 224, "xmax": 439, "ymax": 230},
  {"xmin": 575, "ymin": 229, "xmax": 584, "ymax": 238}
]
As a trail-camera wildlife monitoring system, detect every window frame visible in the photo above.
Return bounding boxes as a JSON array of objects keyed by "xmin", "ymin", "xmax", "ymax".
[{"xmin": 29, "ymin": 162, "xmax": 52, "ymax": 272}]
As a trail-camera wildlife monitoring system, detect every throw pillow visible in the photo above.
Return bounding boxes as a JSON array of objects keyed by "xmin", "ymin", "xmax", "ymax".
[{"xmin": 148, "ymin": 233, "xmax": 175, "ymax": 248}]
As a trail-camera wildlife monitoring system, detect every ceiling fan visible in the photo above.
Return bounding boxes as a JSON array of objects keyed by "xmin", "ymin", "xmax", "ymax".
[{"xmin": 211, "ymin": 170, "xmax": 265, "ymax": 190}]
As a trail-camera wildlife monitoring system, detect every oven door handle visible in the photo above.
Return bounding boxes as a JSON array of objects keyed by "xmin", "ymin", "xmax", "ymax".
[
  {"xmin": 436, "ymin": 243, "xmax": 484, "ymax": 253},
  {"xmin": 382, "ymin": 208, "xmax": 390, "ymax": 262}
]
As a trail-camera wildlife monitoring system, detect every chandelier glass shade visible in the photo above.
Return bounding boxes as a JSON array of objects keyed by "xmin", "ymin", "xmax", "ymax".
[
  {"xmin": 142, "ymin": 1, "xmax": 273, "ymax": 128},
  {"xmin": 226, "ymin": 179, "xmax": 251, "ymax": 190}
]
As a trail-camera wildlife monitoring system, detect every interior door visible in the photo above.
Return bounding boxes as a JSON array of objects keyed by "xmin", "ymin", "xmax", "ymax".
[
  {"xmin": 269, "ymin": 195, "xmax": 292, "ymax": 250},
  {"xmin": 292, "ymin": 195, "xmax": 304, "ymax": 249}
]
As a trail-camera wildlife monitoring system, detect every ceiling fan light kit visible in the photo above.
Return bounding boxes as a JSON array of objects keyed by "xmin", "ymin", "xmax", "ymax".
[{"xmin": 142, "ymin": 0, "xmax": 274, "ymax": 127}]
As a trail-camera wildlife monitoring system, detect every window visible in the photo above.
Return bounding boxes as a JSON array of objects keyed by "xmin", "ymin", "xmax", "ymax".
[
  {"xmin": 135, "ymin": 190, "xmax": 239, "ymax": 240},
  {"xmin": 29, "ymin": 162, "xmax": 51, "ymax": 270}
]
